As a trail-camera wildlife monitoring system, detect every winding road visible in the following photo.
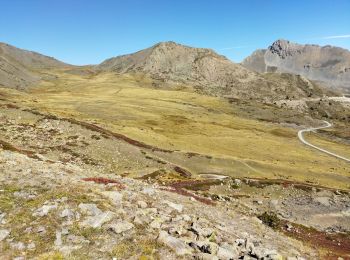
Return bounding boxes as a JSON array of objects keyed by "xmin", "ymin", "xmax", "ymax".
[{"xmin": 297, "ymin": 120, "xmax": 350, "ymax": 163}]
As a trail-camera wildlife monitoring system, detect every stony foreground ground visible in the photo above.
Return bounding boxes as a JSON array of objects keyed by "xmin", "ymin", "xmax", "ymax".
[{"xmin": 0, "ymin": 104, "xmax": 349, "ymax": 260}]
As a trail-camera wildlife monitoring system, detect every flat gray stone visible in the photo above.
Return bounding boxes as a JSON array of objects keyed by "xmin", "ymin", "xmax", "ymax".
[
  {"xmin": 33, "ymin": 204, "xmax": 57, "ymax": 217},
  {"xmin": 108, "ymin": 220, "xmax": 134, "ymax": 234},
  {"xmin": 158, "ymin": 230, "xmax": 192, "ymax": 256},
  {"xmin": 163, "ymin": 200, "xmax": 183, "ymax": 213},
  {"xmin": 78, "ymin": 203, "xmax": 102, "ymax": 216},
  {"xmin": 80, "ymin": 211, "xmax": 115, "ymax": 228},
  {"xmin": 101, "ymin": 191, "xmax": 123, "ymax": 205}
]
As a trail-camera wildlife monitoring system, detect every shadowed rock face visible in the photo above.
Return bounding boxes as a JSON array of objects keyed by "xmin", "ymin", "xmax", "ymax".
[
  {"xmin": 242, "ymin": 39, "xmax": 350, "ymax": 92},
  {"xmin": 0, "ymin": 42, "xmax": 68, "ymax": 89},
  {"xmin": 96, "ymin": 41, "xmax": 333, "ymax": 101}
]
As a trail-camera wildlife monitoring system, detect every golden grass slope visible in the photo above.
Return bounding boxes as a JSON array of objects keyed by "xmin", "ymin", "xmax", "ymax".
[{"xmin": 1, "ymin": 69, "xmax": 349, "ymax": 189}]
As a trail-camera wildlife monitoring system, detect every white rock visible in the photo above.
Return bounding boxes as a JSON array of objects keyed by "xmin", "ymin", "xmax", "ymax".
[
  {"xmin": 163, "ymin": 200, "xmax": 183, "ymax": 213},
  {"xmin": 137, "ymin": 201, "xmax": 148, "ymax": 209},
  {"xmin": 313, "ymin": 197, "xmax": 331, "ymax": 207},
  {"xmin": 0, "ymin": 229, "xmax": 10, "ymax": 241},
  {"xmin": 268, "ymin": 253, "xmax": 283, "ymax": 260},
  {"xmin": 66, "ymin": 234, "xmax": 90, "ymax": 244},
  {"xmin": 142, "ymin": 187, "xmax": 156, "ymax": 196},
  {"xmin": 253, "ymin": 200, "xmax": 263, "ymax": 205},
  {"xmin": 101, "ymin": 191, "xmax": 123, "ymax": 205},
  {"xmin": 217, "ymin": 244, "xmax": 239, "ymax": 260},
  {"xmin": 54, "ymin": 231, "xmax": 62, "ymax": 247},
  {"xmin": 158, "ymin": 230, "xmax": 192, "ymax": 256},
  {"xmin": 10, "ymin": 241, "xmax": 26, "ymax": 250},
  {"xmin": 182, "ymin": 214, "xmax": 191, "ymax": 222},
  {"xmin": 150, "ymin": 218, "xmax": 163, "ymax": 229},
  {"xmin": 0, "ymin": 212, "xmax": 6, "ymax": 224},
  {"xmin": 80, "ymin": 211, "xmax": 115, "ymax": 228},
  {"xmin": 108, "ymin": 221, "xmax": 134, "ymax": 234},
  {"xmin": 33, "ymin": 204, "xmax": 57, "ymax": 217},
  {"xmin": 27, "ymin": 242, "xmax": 36, "ymax": 250},
  {"xmin": 78, "ymin": 203, "xmax": 102, "ymax": 216},
  {"xmin": 60, "ymin": 208, "xmax": 75, "ymax": 219}
]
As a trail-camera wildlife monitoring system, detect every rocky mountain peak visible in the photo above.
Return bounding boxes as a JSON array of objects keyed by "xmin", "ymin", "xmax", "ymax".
[
  {"xmin": 242, "ymin": 39, "xmax": 350, "ymax": 92},
  {"xmin": 268, "ymin": 39, "xmax": 302, "ymax": 59}
]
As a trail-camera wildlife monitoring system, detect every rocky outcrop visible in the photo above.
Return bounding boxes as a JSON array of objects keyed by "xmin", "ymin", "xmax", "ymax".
[{"xmin": 242, "ymin": 39, "xmax": 350, "ymax": 92}]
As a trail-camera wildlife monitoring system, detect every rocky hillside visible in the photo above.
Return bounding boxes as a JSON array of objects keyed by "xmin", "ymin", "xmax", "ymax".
[
  {"xmin": 242, "ymin": 39, "xmax": 350, "ymax": 92},
  {"xmin": 1, "ymin": 101, "xmax": 349, "ymax": 259},
  {"xmin": 96, "ymin": 41, "xmax": 333, "ymax": 101},
  {"xmin": 0, "ymin": 42, "xmax": 68, "ymax": 89}
]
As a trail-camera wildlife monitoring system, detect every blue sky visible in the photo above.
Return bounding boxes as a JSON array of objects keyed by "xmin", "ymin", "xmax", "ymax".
[{"xmin": 1, "ymin": 0, "xmax": 349, "ymax": 65}]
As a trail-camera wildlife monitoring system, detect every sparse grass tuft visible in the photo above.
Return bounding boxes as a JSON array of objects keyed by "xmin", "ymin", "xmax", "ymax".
[{"xmin": 258, "ymin": 212, "xmax": 280, "ymax": 229}]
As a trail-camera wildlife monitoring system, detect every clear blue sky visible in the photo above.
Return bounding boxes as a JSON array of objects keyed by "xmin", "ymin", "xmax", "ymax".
[{"xmin": 1, "ymin": 0, "xmax": 349, "ymax": 65}]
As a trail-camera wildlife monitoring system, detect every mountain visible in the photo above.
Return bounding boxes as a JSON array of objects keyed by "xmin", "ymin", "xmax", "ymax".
[
  {"xmin": 96, "ymin": 41, "xmax": 332, "ymax": 101},
  {"xmin": 0, "ymin": 41, "xmax": 337, "ymax": 100},
  {"xmin": 0, "ymin": 42, "xmax": 68, "ymax": 89},
  {"xmin": 242, "ymin": 39, "xmax": 350, "ymax": 92}
]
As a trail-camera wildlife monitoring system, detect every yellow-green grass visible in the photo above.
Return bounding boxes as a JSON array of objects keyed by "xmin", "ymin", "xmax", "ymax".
[
  {"xmin": 304, "ymin": 132, "xmax": 350, "ymax": 159},
  {"xmin": 1, "ymin": 70, "xmax": 349, "ymax": 189}
]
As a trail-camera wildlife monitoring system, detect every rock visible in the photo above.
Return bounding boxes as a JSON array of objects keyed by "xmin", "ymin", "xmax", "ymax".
[
  {"xmin": 0, "ymin": 212, "xmax": 6, "ymax": 224},
  {"xmin": 61, "ymin": 227, "xmax": 69, "ymax": 235},
  {"xmin": 182, "ymin": 214, "xmax": 191, "ymax": 222},
  {"xmin": 66, "ymin": 234, "xmax": 90, "ymax": 244},
  {"xmin": 108, "ymin": 220, "xmax": 134, "ymax": 234},
  {"xmin": 190, "ymin": 222, "xmax": 213, "ymax": 238},
  {"xmin": 140, "ymin": 208, "xmax": 158, "ymax": 215},
  {"xmin": 268, "ymin": 253, "xmax": 283, "ymax": 260},
  {"xmin": 27, "ymin": 242, "xmax": 36, "ymax": 250},
  {"xmin": 60, "ymin": 208, "xmax": 75, "ymax": 219},
  {"xmin": 245, "ymin": 239, "xmax": 255, "ymax": 254},
  {"xmin": 36, "ymin": 226, "xmax": 46, "ymax": 234},
  {"xmin": 313, "ymin": 197, "xmax": 331, "ymax": 207},
  {"xmin": 13, "ymin": 257, "xmax": 25, "ymax": 260},
  {"xmin": 168, "ymin": 226, "xmax": 186, "ymax": 236},
  {"xmin": 190, "ymin": 241, "xmax": 219, "ymax": 255},
  {"xmin": 163, "ymin": 200, "xmax": 183, "ymax": 213},
  {"xmin": 54, "ymin": 231, "xmax": 62, "ymax": 247},
  {"xmin": 158, "ymin": 230, "xmax": 192, "ymax": 256},
  {"xmin": 253, "ymin": 200, "xmax": 263, "ymax": 205},
  {"xmin": 137, "ymin": 200, "xmax": 148, "ymax": 209},
  {"xmin": 142, "ymin": 187, "xmax": 156, "ymax": 196},
  {"xmin": 101, "ymin": 191, "xmax": 123, "ymax": 205},
  {"xmin": 33, "ymin": 204, "xmax": 57, "ymax": 217},
  {"xmin": 242, "ymin": 255, "xmax": 256, "ymax": 260},
  {"xmin": 133, "ymin": 214, "xmax": 152, "ymax": 225},
  {"xmin": 13, "ymin": 191, "xmax": 36, "ymax": 200},
  {"xmin": 217, "ymin": 243, "xmax": 239, "ymax": 260},
  {"xmin": 78, "ymin": 203, "xmax": 102, "ymax": 216},
  {"xmin": 269, "ymin": 200, "xmax": 279, "ymax": 208},
  {"xmin": 217, "ymin": 247, "xmax": 234, "ymax": 259},
  {"xmin": 80, "ymin": 211, "xmax": 115, "ymax": 228},
  {"xmin": 0, "ymin": 229, "xmax": 10, "ymax": 241},
  {"xmin": 234, "ymin": 179, "xmax": 242, "ymax": 186},
  {"xmin": 150, "ymin": 218, "xmax": 163, "ymax": 229},
  {"xmin": 10, "ymin": 241, "xmax": 26, "ymax": 250},
  {"xmin": 286, "ymin": 223, "xmax": 293, "ymax": 232},
  {"xmin": 24, "ymin": 227, "xmax": 32, "ymax": 233},
  {"xmin": 194, "ymin": 253, "xmax": 219, "ymax": 260}
]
